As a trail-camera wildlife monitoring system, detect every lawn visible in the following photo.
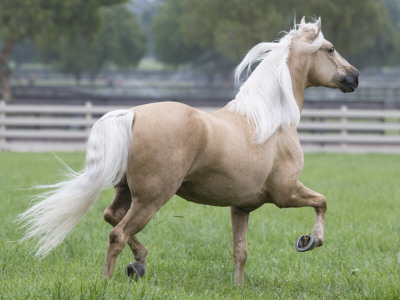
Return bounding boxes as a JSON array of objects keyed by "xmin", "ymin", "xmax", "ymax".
[{"xmin": 0, "ymin": 152, "xmax": 399, "ymax": 299}]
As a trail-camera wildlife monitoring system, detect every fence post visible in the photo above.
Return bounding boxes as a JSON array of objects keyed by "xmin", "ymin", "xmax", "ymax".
[
  {"xmin": 85, "ymin": 101, "xmax": 93, "ymax": 135},
  {"xmin": 341, "ymin": 105, "xmax": 348, "ymax": 150},
  {"xmin": 0, "ymin": 100, "xmax": 6, "ymax": 151}
]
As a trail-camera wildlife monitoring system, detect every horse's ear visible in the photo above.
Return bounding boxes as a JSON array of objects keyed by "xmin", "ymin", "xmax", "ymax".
[
  {"xmin": 298, "ymin": 16, "xmax": 321, "ymax": 42},
  {"xmin": 315, "ymin": 17, "xmax": 321, "ymax": 34}
]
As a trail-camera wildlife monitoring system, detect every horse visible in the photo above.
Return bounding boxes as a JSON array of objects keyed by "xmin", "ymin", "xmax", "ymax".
[{"xmin": 18, "ymin": 17, "xmax": 359, "ymax": 285}]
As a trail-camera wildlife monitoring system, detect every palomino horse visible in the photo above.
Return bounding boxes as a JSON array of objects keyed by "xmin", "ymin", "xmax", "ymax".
[{"xmin": 19, "ymin": 17, "xmax": 359, "ymax": 285}]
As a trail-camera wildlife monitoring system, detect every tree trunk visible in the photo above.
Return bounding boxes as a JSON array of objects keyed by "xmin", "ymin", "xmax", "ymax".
[
  {"xmin": 0, "ymin": 74, "xmax": 11, "ymax": 102},
  {"xmin": 0, "ymin": 42, "xmax": 15, "ymax": 101}
]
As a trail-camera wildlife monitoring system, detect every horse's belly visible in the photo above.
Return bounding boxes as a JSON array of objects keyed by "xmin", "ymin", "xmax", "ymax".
[{"xmin": 176, "ymin": 180, "xmax": 267, "ymax": 208}]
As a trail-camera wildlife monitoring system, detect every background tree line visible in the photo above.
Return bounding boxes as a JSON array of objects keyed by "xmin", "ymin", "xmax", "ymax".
[
  {"xmin": 153, "ymin": 0, "xmax": 400, "ymax": 80},
  {"xmin": 0, "ymin": 0, "xmax": 144, "ymax": 100},
  {"xmin": 1, "ymin": 0, "xmax": 399, "ymax": 100}
]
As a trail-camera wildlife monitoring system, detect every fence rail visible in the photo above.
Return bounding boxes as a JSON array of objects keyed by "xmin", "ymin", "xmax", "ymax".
[{"xmin": 1, "ymin": 101, "xmax": 400, "ymax": 153}]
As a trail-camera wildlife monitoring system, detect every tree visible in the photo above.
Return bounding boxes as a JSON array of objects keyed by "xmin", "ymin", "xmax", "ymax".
[
  {"xmin": 152, "ymin": 0, "xmax": 237, "ymax": 84},
  {"xmin": 295, "ymin": 0, "xmax": 399, "ymax": 68},
  {"xmin": 0, "ymin": 0, "xmax": 126, "ymax": 101},
  {"xmin": 152, "ymin": 0, "xmax": 204, "ymax": 66},
  {"xmin": 9, "ymin": 38, "xmax": 36, "ymax": 64},
  {"xmin": 129, "ymin": 0, "xmax": 164, "ymax": 56},
  {"xmin": 39, "ymin": 5, "xmax": 146, "ymax": 86},
  {"xmin": 153, "ymin": 0, "xmax": 399, "ymax": 73}
]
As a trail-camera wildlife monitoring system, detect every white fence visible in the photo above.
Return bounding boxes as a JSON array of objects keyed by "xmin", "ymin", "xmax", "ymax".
[{"xmin": 1, "ymin": 101, "xmax": 400, "ymax": 153}]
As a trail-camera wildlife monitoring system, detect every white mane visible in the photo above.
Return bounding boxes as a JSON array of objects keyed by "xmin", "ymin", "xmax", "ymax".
[{"xmin": 228, "ymin": 21, "xmax": 324, "ymax": 143}]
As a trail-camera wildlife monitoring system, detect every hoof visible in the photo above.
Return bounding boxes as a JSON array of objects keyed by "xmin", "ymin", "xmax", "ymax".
[
  {"xmin": 126, "ymin": 262, "xmax": 145, "ymax": 282},
  {"xmin": 295, "ymin": 234, "xmax": 317, "ymax": 252}
]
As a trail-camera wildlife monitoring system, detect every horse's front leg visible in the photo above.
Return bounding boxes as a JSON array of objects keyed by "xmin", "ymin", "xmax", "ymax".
[
  {"xmin": 287, "ymin": 181, "xmax": 327, "ymax": 251},
  {"xmin": 230, "ymin": 206, "xmax": 250, "ymax": 286}
]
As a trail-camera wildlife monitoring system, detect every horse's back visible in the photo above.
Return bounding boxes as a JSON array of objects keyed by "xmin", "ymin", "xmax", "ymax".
[{"xmin": 130, "ymin": 101, "xmax": 207, "ymax": 149}]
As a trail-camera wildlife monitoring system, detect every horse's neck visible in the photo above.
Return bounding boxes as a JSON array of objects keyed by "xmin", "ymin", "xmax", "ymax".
[{"xmin": 287, "ymin": 54, "xmax": 310, "ymax": 111}]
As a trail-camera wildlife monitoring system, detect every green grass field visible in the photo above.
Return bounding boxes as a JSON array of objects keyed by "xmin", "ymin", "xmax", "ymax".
[{"xmin": 0, "ymin": 152, "xmax": 399, "ymax": 299}]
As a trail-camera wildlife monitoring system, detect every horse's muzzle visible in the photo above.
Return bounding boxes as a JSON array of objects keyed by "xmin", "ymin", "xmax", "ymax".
[{"xmin": 339, "ymin": 70, "xmax": 359, "ymax": 93}]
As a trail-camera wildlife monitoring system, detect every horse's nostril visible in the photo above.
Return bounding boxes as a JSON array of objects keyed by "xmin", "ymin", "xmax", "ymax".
[
  {"xmin": 339, "ymin": 73, "xmax": 358, "ymax": 93},
  {"xmin": 345, "ymin": 73, "xmax": 358, "ymax": 88},
  {"xmin": 353, "ymin": 70, "xmax": 360, "ymax": 86}
]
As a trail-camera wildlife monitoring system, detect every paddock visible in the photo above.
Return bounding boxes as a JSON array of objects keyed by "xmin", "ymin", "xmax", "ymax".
[
  {"xmin": 1, "ymin": 152, "xmax": 398, "ymax": 298},
  {"xmin": 2, "ymin": 23, "xmax": 399, "ymax": 293}
]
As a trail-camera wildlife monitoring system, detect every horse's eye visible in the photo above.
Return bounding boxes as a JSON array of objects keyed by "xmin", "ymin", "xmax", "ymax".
[{"xmin": 328, "ymin": 47, "xmax": 335, "ymax": 54}]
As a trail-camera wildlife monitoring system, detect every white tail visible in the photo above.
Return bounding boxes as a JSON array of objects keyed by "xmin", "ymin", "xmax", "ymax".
[{"xmin": 17, "ymin": 109, "xmax": 134, "ymax": 257}]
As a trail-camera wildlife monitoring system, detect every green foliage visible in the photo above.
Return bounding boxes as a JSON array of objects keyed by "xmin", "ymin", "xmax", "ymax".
[
  {"xmin": 10, "ymin": 39, "xmax": 36, "ymax": 64},
  {"xmin": 100, "ymin": 6, "xmax": 146, "ymax": 67},
  {"xmin": 0, "ymin": 152, "xmax": 399, "ymax": 298},
  {"xmin": 0, "ymin": 0, "xmax": 127, "ymax": 51},
  {"xmin": 385, "ymin": 0, "xmax": 400, "ymax": 25},
  {"xmin": 0, "ymin": 0, "xmax": 127, "ymax": 100},
  {"xmin": 152, "ymin": 0, "xmax": 204, "ymax": 66},
  {"xmin": 38, "ymin": 5, "xmax": 146, "ymax": 82},
  {"xmin": 153, "ymin": 0, "xmax": 400, "ymax": 69}
]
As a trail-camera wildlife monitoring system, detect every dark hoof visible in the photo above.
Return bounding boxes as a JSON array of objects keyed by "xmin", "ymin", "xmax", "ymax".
[
  {"xmin": 295, "ymin": 234, "xmax": 317, "ymax": 252},
  {"xmin": 126, "ymin": 262, "xmax": 145, "ymax": 282}
]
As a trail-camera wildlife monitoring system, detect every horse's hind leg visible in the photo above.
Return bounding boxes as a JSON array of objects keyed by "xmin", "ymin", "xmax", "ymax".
[
  {"xmin": 102, "ymin": 193, "xmax": 168, "ymax": 279},
  {"xmin": 103, "ymin": 184, "xmax": 148, "ymax": 279},
  {"xmin": 104, "ymin": 184, "xmax": 131, "ymax": 227}
]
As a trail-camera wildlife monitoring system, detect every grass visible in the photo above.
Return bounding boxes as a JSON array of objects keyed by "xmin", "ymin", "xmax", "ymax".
[{"xmin": 0, "ymin": 152, "xmax": 399, "ymax": 299}]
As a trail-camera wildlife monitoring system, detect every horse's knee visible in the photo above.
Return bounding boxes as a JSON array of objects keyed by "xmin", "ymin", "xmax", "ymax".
[
  {"xmin": 312, "ymin": 195, "xmax": 327, "ymax": 215},
  {"xmin": 233, "ymin": 246, "xmax": 247, "ymax": 265},
  {"xmin": 318, "ymin": 195, "xmax": 327, "ymax": 211}
]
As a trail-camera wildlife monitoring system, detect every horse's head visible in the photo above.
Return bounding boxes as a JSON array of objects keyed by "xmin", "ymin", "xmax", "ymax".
[
  {"xmin": 230, "ymin": 18, "xmax": 360, "ymax": 143},
  {"xmin": 290, "ymin": 17, "xmax": 359, "ymax": 93}
]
